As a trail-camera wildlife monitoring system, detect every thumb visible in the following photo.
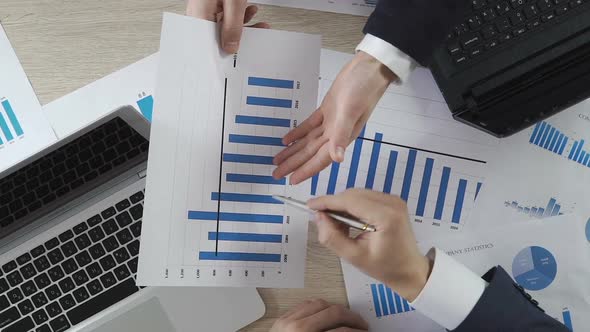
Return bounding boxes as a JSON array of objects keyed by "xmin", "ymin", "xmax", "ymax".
[
  {"xmin": 221, "ymin": 0, "xmax": 247, "ymax": 53},
  {"xmin": 315, "ymin": 213, "xmax": 363, "ymax": 264},
  {"xmin": 328, "ymin": 114, "xmax": 355, "ymax": 163}
]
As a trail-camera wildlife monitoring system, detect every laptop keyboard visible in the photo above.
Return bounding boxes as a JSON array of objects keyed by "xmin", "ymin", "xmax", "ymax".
[
  {"xmin": 0, "ymin": 189, "xmax": 145, "ymax": 332},
  {"xmin": 0, "ymin": 117, "xmax": 149, "ymax": 237},
  {"xmin": 446, "ymin": 0, "xmax": 590, "ymax": 65}
]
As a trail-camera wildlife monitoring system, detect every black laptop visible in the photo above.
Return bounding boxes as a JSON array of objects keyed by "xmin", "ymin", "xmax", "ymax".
[{"xmin": 431, "ymin": 0, "xmax": 590, "ymax": 137}]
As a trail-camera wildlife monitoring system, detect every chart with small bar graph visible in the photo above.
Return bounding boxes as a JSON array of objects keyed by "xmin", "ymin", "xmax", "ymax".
[
  {"xmin": 370, "ymin": 283, "xmax": 414, "ymax": 318},
  {"xmin": 504, "ymin": 197, "xmax": 570, "ymax": 219},
  {"xmin": 0, "ymin": 98, "xmax": 24, "ymax": 147},
  {"xmin": 529, "ymin": 121, "xmax": 590, "ymax": 169}
]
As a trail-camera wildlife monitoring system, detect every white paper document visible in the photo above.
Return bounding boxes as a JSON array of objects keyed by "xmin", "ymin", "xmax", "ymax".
[
  {"xmin": 315, "ymin": 50, "xmax": 498, "ymax": 239},
  {"xmin": 469, "ymin": 100, "xmax": 590, "ymax": 228},
  {"xmin": 137, "ymin": 13, "xmax": 320, "ymax": 288},
  {"xmin": 43, "ymin": 54, "xmax": 158, "ymax": 139},
  {"xmin": 251, "ymin": 0, "xmax": 376, "ymax": 16},
  {"xmin": 0, "ymin": 25, "xmax": 57, "ymax": 171},
  {"xmin": 343, "ymin": 214, "xmax": 590, "ymax": 332}
]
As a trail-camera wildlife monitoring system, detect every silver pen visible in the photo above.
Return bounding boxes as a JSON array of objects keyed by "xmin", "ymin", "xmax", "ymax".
[{"xmin": 273, "ymin": 195, "xmax": 377, "ymax": 232}]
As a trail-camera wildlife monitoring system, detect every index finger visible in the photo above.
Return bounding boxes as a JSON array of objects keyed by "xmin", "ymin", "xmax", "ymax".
[{"xmin": 221, "ymin": 0, "xmax": 247, "ymax": 53}]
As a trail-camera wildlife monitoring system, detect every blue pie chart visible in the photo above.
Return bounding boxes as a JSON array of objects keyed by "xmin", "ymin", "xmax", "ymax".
[
  {"xmin": 585, "ymin": 218, "xmax": 590, "ymax": 243},
  {"xmin": 512, "ymin": 246, "xmax": 557, "ymax": 291}
]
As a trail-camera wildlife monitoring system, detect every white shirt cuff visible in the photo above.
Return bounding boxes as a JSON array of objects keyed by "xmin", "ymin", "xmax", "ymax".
[
  {"xmin": 410, "ymin": 248, "xmax": 488, "ymax": 330},
  {"xmin": 355, "ymin": 34, "xmax": 417, "ymax": 84}
]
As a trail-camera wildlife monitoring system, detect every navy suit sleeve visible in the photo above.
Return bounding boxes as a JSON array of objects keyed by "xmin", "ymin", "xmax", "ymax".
[
  {"xmin": 363, "ymin": 0, "xmax": 471, "ymax": 66},
  {"xmin": 452, "ymin": 267, "xmax": 569, "ymax": 332}
]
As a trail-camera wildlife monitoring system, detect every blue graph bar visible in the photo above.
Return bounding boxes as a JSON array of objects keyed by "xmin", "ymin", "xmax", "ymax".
[
  {"xmin": 533, "ymin": 122, "xmax": 547, "ymax": 145},
  {"xmin": 511, "ymin": 201, "xmax": 518, "ymax": 208},
  {"xmin": 0, "ymin": 133, "xmax": 3, "ymax": 145},
  {"xmin": 543, "ymin": 127, "xmax": 556, "ymax": 149},
  {"xmin": 378, "ymin": 284, "xmax": 389, "ymax": 316},
  {"xmin": 529, "ymin": 122, "xmax": 541, "ymax": 143},
  {"xmin": 452, "ymin": 179, "xmax": 467, "ymax": 224},
  {"xmin": 400, "ymin": 150, "xmax": 417, "ymax": 201},
  {"xmin": 553, "ymin": 133, "xmax": 564, "ymax": 153},
  {"xmin": 188, "ymin": 211, "xmax": 283, "ymax": 224},
  {"xmin": 370, "ymin": 284, "xmax": 382, "ymax": 317},
  {"xmin": 365, "ymin": 133, "xmax": 383, "ymax": 189},
  {"xmin": 246, "ymin": 96, "xmax": 292, "ymax": 108},
  {"xmin": 383, "ymin": 150, "xmax": 398, "ymax": 194},
  {"xmin": 347, "ymin": 127, "xmax": 366, "ymax": 188},
  {"xmin": 562, "ymin": 310, "xmax": 573, "ymax": 331},
  {"xmin": 402, "ymin": 298, "xmax": 411, "ymax": 312},
  {"xmin": 544, "ymin": 198, "xmax": 556, "ymax": 217},
  {"xmin": 229, "ymin": 134, "xmax": 284, "ymax": 146},
  {"xmin": 211, "ymin": 192, "xmax": 282, "ymax": 204},
  {"xmin": 235, "ymin": 115, "xmax": 290, "ymax": 128},
  {"xmin": 578, "ymin": 151, "xmax": 587, "ymax": 164},
  {"xmin": 136, "ymin": 95, "xmax": 154, "ymax": 122},
  {"xmin": 199, "ymin": 252, "xmax": 281, "ymax": 262},
  {"xmin": 475, "ymin": 182, "xmax": 483, "ymax": 200},
  {"xmin": 311, "ymin": 174, "xmax": 318, "ymax": 196},
  {"xmin": 327, "ymin": 162, "xmax": 340, "ymax": 195},
  {"xmin": 537, "ymin": 208, "xmax": 545, "ymax": 217},
  {"xmin": 223, "ymin": 153, "xmax": 274, "ymax": 165},
  {"xmin": 2, "ymin": 100, "xmax": 23, "ymax": 136},
  {"xmin": 538, "ymin": 124, "xmax": 552, "ymax": 147},
  {"xmin": 585, "ymin": 154, "xmax": 590, "ymax": 166},
  {"xmin": 559, "ymin": 137, "xmax": 568, "ymax": 155},
  {"xmin": 394, "ymin": 293, "xmax": 403, "ymax": 314},
  {"xmin": 551, "ymin": 204, "xmax": 561, "ymax": 216},
  {"xmin": 574, "ymin": 140, "xmax": 585, "ymax": 161},
  {"xmin": 524, "ymin": 207, "xmax": 530, "ymax": 214},
  {"xmin": 208, "ymin": 232, "xmax": 282, "ymax": 243},
  {"xmin": 226, "ymin": 173, "xmax": 285, "ymax": 185},
  {"xmin": 434, "ymin": 167, "xmax": 451, "ymax": 220},
  {"xmin": 548, "ymin": 129, "xmax": 559, "ymax": 151},
  {"xmin": 248, "ymin": 77, "xmax": 294, "ymax": 89},
  {"xmin": 530, "ymin": 207, "xmax": 537, "ymax": 216},
  {"xmin": 569, "ymin": 141, "xmax": 579, "ymax": 159},
  {"xmin": 0, "ymin": 112, "xmax": 13, "ymax": 142},
  {"xmin": 416, "ymin": 158, "xmax": 434, "ymax": 217},
  {"xmin": 385, "ymin": 287, "xmax": 396, "ymax": 315}
]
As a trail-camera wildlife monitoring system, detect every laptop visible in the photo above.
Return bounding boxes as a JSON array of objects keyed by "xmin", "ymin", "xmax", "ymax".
[
  {"xmin": 431, "ymin": 0, "xmax": 590, "ymax": 137},
  {"xmin": 0, "ymin": 106, "xmax": 265, "ymax": 332}
]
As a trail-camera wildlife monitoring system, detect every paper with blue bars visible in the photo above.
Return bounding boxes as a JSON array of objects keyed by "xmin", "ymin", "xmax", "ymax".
[
  {"xmin": 137, "ymin": 13, "xmax": 320, "ymax": 287},
  {"xmin": 0, "ymin": 24, "xmax": 57, "ymax": 172}
]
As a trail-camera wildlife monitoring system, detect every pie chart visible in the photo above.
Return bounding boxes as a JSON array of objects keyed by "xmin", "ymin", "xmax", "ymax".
[
  {"xmin": 585, "ymin": 218, "xmax": 590, "ymax": 243},
  {"xmin": 512, "ymin": 246, "xmax": 557, "ymax": 291}
]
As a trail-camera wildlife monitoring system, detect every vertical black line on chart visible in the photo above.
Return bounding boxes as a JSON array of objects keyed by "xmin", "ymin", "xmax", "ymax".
[
  {"xmin": 233, "ymin": 54, "xmax": 237, "ymax": 68},
  {"xmin": 215, "ymin": 78, "xmax": 228, "ymax": 255}
]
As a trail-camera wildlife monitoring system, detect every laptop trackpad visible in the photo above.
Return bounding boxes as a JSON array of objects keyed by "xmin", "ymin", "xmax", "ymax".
[{"xmin": 91, "ymin": 298, "xmax": 176, "ymax": 332}]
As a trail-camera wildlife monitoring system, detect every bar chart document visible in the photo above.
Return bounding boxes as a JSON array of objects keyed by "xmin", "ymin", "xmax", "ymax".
[
  {"xmin": 137, "ymin": 13, "xmax": 320, "ymax": 288},
  {"xmin": 470, "ymin": 100, "xmax": 590, "ymax": 228},
  {"xmin": 0, "ymin": 25, "xmax": 56, "ymax": 171},
  {"xmin": 316, "ymin": 50, "xmax": 498, "ymax": 239},
  {"xmin": 251, "ymin": 0, "xmax": 376, "ymax": 16},
  {"xmin": 343, "ymin": 214, "xmax": 590, "ymax": 331}
]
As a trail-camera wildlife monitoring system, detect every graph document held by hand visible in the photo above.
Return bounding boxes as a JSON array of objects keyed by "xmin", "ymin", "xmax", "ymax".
[
  {"xmin": 250, "ymin": 0, "xmax": 376, "ymax": 16},
  {"xmin": 470, "ymin": 100, "xmax": 590, "ymax": 228},
  {"xmin": 344, "ymin": 214, "xmax": 590, "ymax": 331},
  {"xmin": 137, "ymin": 13, "xmax": 320, "ymax": 288},
  {"xmin": 316, "ymin": 50, "xmax": 498, "ymax": 240},
  {"xmin": 0, "ymin": 24, "xmax": 57, "ymax": 172}
]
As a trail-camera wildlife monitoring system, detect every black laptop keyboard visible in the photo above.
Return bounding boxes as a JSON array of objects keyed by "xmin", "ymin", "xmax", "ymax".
[
  {"xmin": 0, "ymin": 118, "xmax": 149, "ymax": 235},
  {"xmin": 0, "ymin": 190, "xmax": 145, "ymax": 332},
  {"xmin": 446, "ymin": 0, "xmax": 590, "ymax": 65}
]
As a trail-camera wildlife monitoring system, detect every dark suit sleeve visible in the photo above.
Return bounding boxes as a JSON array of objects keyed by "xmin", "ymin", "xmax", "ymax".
[
  {"xmin": 452, "ymin": 267, "xmax": 569, "ymax": 332},
  {"xmin": 363, "ymin": 0, "xmax": 471, "ymax": 66}
]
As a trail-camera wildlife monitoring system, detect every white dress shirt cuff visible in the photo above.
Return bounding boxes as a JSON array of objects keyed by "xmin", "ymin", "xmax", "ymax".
[
  {"xmin": 410, "ymin": 248, "xmax": 488, "ymax": 330},
  {"xmin": 355, "ymin": 34, "xmax": 417, "ymax": 84}
]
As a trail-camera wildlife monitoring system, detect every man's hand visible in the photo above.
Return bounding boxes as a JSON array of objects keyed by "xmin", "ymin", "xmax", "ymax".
[
  {"xmin": 270, "ymin": 299, "xmax": 368, "ymax": 332},
  {"xmin": 186, "ymin": 0, "xmax": 270, "ymax": 53},
  {"xmin": 272, "ymin": 52, "xmax": 396, "ymax": 184},
  {"xmin": 308, "ymin": 189, "xmax": 432, "ymax": 301}
]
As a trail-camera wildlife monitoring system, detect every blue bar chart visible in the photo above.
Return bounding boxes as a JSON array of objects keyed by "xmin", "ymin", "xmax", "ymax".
[
  {"xmin": 370, "ymin": 283, "xmax": 414, "ymax": 318},
  {"xmin": 504, "ymin": 197, "xmax": 565, "ymax": 219},
  {"xmin": 136, "ymin": 92, "xmax": 154, "ymax": 121},
  {"xmin": 0, "ymin": 99, "xmax": 24, "ymax": 144},
  {"xmin": 529, "ymin": 121, "xmax": 590, "ymax": 168},
  {"xmin": 311, "ymin": 127, "xmax": 483, "ymax": 229},
  {"xmin": 562, "ymin": 309, "xmax": 574, "ymax": 331}
]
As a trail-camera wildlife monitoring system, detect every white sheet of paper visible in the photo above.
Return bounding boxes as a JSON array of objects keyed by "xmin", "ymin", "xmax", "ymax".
[
  {"xmin": 315, "ymin": 50, "xmax": 498, "ymax": 239},
  {"xmin": 137, "ymin": 13, "xmax": 320, "ymax": 288},
  {"xmin": 43, "ymin": 53, "xmax": 158, "ymax": 139},
  {"xmin": 343, "ymin": 214, "xmax": 590, "ymax": 331},
  {"xmin": 0, "ymin": 25, "xmax": 57, "ymax": 171},
  {"xmin": 469, "ymin": 100, "xmax": 590, "ymax": 228},
  {"xmin": 251, "ymin": 0, "xmax": 375, "ymax": 16}
]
